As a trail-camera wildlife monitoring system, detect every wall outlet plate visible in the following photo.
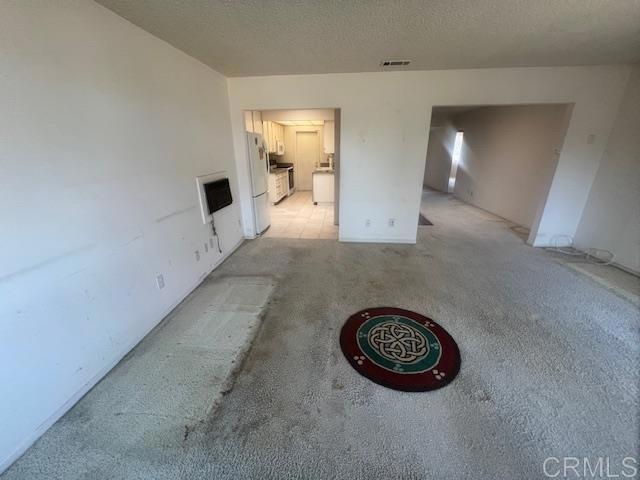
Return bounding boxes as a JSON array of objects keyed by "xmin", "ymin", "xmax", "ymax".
[
  {"xmin": 204, "ymin": 243, "xmax": 209, "ymax": 253},
  {"xmin": 209, "ymin": 238, "xmax": 214, "ymax": 248},
  {"xmin": 388, "ymin": 218, "xmax": 395, "ymax": 227},
  {"xmin": 195, "ymin": 250, "xmax": 200, "ymax": 261},
  {"xmin": 365, "ymin": 219, "xmax": 371, "ymax": 227},
  {"xmin": 156, "ymin": 274, "xmax": 165, "ymax": 290}
]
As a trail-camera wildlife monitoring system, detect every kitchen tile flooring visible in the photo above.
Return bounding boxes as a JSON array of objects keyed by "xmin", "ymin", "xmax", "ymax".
[{"xmin": 263, "ymin": 191, "xmax": 337, "ymax": 239}]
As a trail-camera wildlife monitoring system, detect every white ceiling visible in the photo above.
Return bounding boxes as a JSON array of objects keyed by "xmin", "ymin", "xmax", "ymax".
[{"xmin": 96, "ymin": 0, "xmax": 640, "ymax": 77}]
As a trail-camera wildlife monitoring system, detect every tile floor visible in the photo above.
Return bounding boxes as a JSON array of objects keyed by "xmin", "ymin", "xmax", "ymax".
[{"xmin": 263, "ymin": 191, "xmax": 337, "ymax": 239}]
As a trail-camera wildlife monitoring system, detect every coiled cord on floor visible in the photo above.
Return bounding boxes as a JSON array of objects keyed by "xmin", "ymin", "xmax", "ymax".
[{"xmin": 545, "ymin": 235, "xmax": 615, "ymax": 266}]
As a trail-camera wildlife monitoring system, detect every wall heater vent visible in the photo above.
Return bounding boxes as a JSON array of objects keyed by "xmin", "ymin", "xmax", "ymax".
[{"xmin": 380, "ymin": 60, "xmax": 411, "ymax": 67}]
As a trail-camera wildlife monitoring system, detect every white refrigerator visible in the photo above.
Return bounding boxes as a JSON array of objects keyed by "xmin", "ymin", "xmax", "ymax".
[{"xmin": 246, "ymin": 132, "xmax": 271, "ymax": 235}]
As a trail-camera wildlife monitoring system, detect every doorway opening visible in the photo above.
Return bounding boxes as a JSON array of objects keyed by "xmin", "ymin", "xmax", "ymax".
[
  {"xmin": 244, "ymin": 108, "xmax": 340, "ymax": 239},
  {"xmin": 420, "ymin": 104, "xmax": 574, "ymax": 245}
]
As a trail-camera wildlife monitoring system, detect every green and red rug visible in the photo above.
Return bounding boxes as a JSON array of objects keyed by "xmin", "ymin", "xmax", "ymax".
[{"xmin": 340, "ymin": 307, "xmax": 460, "ymax": 391}]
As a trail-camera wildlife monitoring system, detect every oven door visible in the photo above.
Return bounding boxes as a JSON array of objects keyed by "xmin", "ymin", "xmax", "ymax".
[{"xmin": 288, "ymin": 169, "xmax": 294, "ymax": 190}]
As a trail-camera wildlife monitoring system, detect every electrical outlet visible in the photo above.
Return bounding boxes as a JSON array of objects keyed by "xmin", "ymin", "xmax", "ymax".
[
  {"xmin": 209, "ymin": 238, "xmax": 214, "ymax": 249},
  {"xmin": 156, "ymin": 274, "xmax": 165, "ymax": 290},
  {"xmin": 388, "ymin": 218, "xmax": 395, "ymax": 227},
  {"xmin": 194, "ymin": 250, "xmax": 200, "ymax": 261},
  {"xmin": 365, "ymin": 219, "xmax": 371, "ymax": 227},
  {"xmin": 204, "ymin": 242, "xmax": 209, "ymax": 253}
]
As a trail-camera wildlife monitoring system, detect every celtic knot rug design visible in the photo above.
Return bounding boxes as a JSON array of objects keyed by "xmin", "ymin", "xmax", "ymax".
[
  {"xmin": 368, "ymin": 321, "xmax": 428, "ymax": 362},
  {"xmin": 340, "ymin": 307, "xmax": 460, "ymax": 391}
]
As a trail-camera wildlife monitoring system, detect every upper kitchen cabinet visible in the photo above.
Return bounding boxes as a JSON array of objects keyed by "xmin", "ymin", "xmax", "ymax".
[
  {"xmin": 252, "ymin": 111, "xmax": 263, "ymax": 135},
  {"xmin": 262, "ymin": 120, "xmax": 273, "ymax": 152},
  {"xmin": 244, "ymin": 111, "xmax": 254, "ymax": 132},
  {"xmin": 244, "ymin": 110, "xmax": 263, "ymax": 134},
  {"xmin": 323, "ymin": 120, "xmax": 335, "ymax": 154},
  {"xmin": 262, "ymin": 120, "xmax": 284, "ymax": 154}
]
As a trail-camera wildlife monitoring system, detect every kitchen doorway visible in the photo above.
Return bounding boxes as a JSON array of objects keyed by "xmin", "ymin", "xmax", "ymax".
[
  {"xmin": 243, "ymin": 108, "xmax": 340, "ymax": 239},
  {"xmin": 295, "ymin": 131, "xmax": 319, "ymax": 190}
]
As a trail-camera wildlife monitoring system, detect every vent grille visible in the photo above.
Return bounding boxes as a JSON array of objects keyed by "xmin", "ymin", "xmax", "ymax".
[{"xmin": 380, "ymin": 60, "xmax": 411, "ymax": 67}]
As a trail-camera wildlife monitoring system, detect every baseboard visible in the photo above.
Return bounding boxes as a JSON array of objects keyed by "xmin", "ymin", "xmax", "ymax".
[
  {"xmin": 339, "ymin": 236, "xmax": 417, "ymax": 244},
  {"xmin": 613, "ymin": 262, "xmax": 640, "ymax": 277},
  {"xmin": 0, "ymin": 237, "xmax": 245, "ymax": 475}
]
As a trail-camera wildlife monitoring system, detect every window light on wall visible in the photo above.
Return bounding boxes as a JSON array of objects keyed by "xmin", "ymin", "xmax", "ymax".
[{"xmin": 449, "ymin": 131, "xmax": 464, "ymax": 192}]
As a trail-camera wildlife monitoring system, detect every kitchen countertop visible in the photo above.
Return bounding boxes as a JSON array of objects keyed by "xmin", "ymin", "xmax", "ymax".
[
  {"xmin": 270, "ymin": 167, "xmax": 291, "ymax": 174},
  {"xmin": 312, "ymin": 169, "xmax": 334, "ymax": 175}
]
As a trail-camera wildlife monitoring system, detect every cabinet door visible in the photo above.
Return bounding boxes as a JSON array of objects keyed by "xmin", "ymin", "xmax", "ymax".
[
  {"xmin": 263, "ymin": 121, "xmax": 272, "ymax": 152},
  {"xmin": 273, "ymin": 123, "xmax": 279, "ymax": 150},
  {"xmin": 252, "ymin": 111, "xmax": 263, "ymax": 135},
  {"xmin": 268, "ymin": 174, "xmax": 277, "ymax": 203},
  {"xmin": 244, "ymin": 111, "xmax": 254, "ymax": 132},
  {"xmin": 269, "ymin": 122, "xmax": 276, "ymax": 153},
  {"xmin": 323, "ymin": 121, "xmax": 335, "ymax": 153},
  {"xmin": 272, "ymin": 123, "xmax": 277, "ymax": 151}
]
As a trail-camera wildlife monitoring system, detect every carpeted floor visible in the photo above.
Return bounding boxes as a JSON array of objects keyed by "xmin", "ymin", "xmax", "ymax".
[{"xmin": 3, "ymin": 191, "xmax": 639, "ymax": 479}]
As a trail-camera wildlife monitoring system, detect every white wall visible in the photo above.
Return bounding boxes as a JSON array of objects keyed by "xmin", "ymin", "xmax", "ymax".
[
  {"xmin": 424, "ymin": 113, "xmax": 458, "ymax": 192},
  {"xmin": 452, "ymin": 104, "xmax": 572, "ymax": 230},
  {"xmin": 261, "ymin": 109, "xmax": 334, "ymax": 121},
  {"xmin": 0, "ymin": 1, "xmax": 243, "ymax": 471},
  {"xmin": 227, "ymin": 66, "xmax": 630, "ymax": 244},
  {"xmin": 574, "ymin": 66, "xmax": 640, "ymax": 273}
]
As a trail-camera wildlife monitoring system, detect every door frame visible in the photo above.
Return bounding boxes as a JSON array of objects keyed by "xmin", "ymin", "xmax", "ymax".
[{"xmin": 291, "ymin": 127, "xmax": 322, "ymax": 191}]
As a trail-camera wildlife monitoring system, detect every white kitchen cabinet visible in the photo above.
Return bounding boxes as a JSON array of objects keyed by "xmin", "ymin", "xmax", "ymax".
[
  {"xmin": 262, "ymin": 121, "xmax": 285, "ymax": 154},
  {"xmin": 245, "ymin": 111, "xmax": 264, "ymax": 134},
  {"xmin": 263, "ymin": 121, "xmax": 274, "ymax": 153},
  {"xmin": 262, "ymin": 121, "xmax": 269, "ymax": 150},
  {"xmin": 323, "ymin": 120, "xmax": 335, "ymax": 154},
  {"xmin": 312, "ymin": 172, "xmax": 334, "ymax": 204},
  {"xmin": 252, "ymin": 111, "xmax": 263, "ymax": 135},
  {"xmin": 244, "ymin": 111, "xmax": 254, "ymax": 132},
  {"xmin": 268, "ymin": 171, "xmax": 289, "ymax": 204}
]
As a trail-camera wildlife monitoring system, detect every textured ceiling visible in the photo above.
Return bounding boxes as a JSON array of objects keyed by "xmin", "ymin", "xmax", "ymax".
[{"xmin": 96, "ymin": 0, "xmax": 640, "ymax": 77}]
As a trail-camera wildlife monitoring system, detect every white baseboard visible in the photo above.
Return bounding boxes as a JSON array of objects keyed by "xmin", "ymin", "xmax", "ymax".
[
  {"xmin": 0, "ymin": 238, "xmax": 245, "ymax": 475},
  {"xmin": 339, "ymin": 236, "xmax": 417, "ymax": 244}
]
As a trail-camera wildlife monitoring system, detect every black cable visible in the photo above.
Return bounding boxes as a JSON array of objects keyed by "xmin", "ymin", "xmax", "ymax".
[{"xmin": 211, "ymin": 217, "xmax": 222, "ymax": 253}]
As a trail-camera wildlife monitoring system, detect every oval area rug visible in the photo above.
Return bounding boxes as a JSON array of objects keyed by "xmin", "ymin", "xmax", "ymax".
[{"xmin": 340, "ymin": 307, "xmax": 460, "ymax": 391}]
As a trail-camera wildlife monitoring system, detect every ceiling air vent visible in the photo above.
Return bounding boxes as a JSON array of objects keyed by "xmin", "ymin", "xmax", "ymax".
[{"xmin": 380, "ymin": 60, "xmax": 411, "ymax": 67}]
